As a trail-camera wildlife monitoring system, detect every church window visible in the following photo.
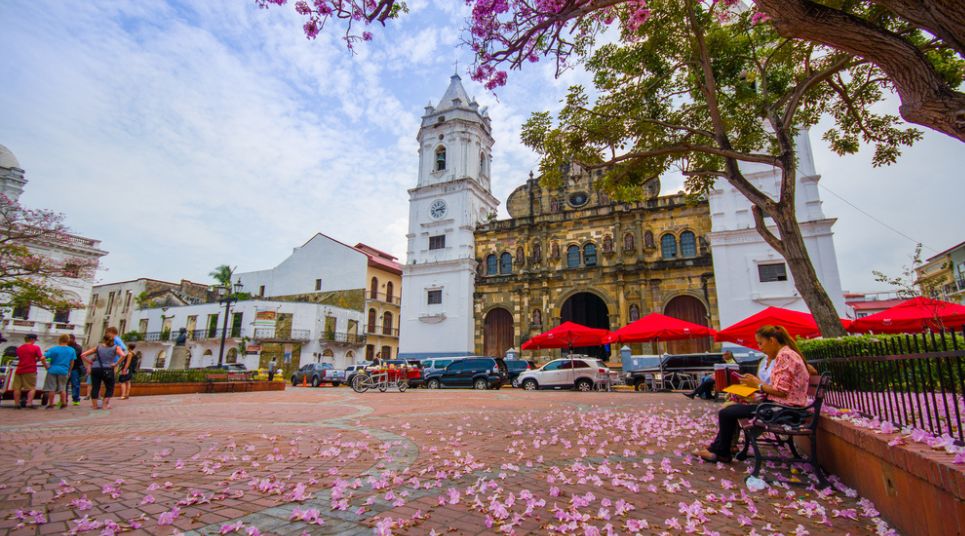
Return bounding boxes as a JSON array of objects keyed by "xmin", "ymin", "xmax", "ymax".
[
  {"xmin": 680, "ymin": 231, "xmax": 697, "ymax": 257},
  {"xmin": 661, "ymin": 234, "xmax": 677, "ymax": 260},
  {"xmin": 515, "ymin": 247, "xmax": 524, "ymax": 266},
  {"xmin": 500, "ymin": 252, "xmax": 513, "ymax": 274},
  {"xmin": 367, "ymin": 309, "xmax": 377, "ymax": 333},
  {"xmin": 566, "ymin": 245, "xmax": 581, "ymax": 268},
  {"xmin": 624, "ymin": 232, "xmax": 635, "ymax": 252},
  {"xmin": 486, "ymin": 254, "xmax": 497, "ymax": 275},
  {"xmin": 435, "ymin": 146, "xmax": 446, "ymax": 171},
  {"xmin": 758, "ymin": 263, "xmax": 788, "ymax": 282},
  {"xmin": 370, "ymin": 277, "xmax": 379, "ymax": 299},
  {"xmin": 584, "ymin": 243, "xmax": 598, "ymax": 266},
  {"xmin": 629, "ymin": 304, "xmax": 640, "ymax": 321},
  {"xmin": 427, "ymin": 289, "xmax": 443, "ymax": 304},
  {"xmin": 480, "ymin": 152, "xmax": 486, "ymax": 175},
  {"xmin": 429, "ymin": 235, "xmax": 446, "ymax": 250}
]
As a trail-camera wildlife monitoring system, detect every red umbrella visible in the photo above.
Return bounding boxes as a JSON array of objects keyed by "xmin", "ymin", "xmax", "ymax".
[
  {"xmin": 604, "ymin": 313, "xmax": 715, "ymax": 344},
  {"xmin": 521, "ymin": 321, "xmax": 611, "ymax": 350},
  {"xmin": 716, "ymin": 307, "xmax": 824, "ymax": 350},
  {"xmin": 848, "ymin": 296, "xmax": 965, "ymax": 333},
  {"xmin": 716, "ymin": 307, "xmax": 853, "ymax": 349}
]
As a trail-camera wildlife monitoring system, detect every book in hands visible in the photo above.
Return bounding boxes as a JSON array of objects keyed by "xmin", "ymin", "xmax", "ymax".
[{"xmin": 722, "ymin": 384, "xmax": 760, "ymax": 398}]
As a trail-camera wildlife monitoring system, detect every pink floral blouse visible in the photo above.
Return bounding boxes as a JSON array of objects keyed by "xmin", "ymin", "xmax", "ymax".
[{"xmin": 768, "ymin": 346, "xmax": 810, "ymax": 407}]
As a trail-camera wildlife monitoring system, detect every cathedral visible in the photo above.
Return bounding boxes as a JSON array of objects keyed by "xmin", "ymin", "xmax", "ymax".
[{"xmin": 399, "ymin": 76, "xmax": 845, "ymax": 361}]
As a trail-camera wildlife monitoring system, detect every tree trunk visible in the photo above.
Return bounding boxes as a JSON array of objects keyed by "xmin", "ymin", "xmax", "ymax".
[{"xmin": 770, "ymin": 210, "xmax": 848, "ymax": 337}]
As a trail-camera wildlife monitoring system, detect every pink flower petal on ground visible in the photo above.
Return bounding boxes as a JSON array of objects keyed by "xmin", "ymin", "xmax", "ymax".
[{"xmin": 157, "ymin": 506, "xmax": 181, "ymax": 526}]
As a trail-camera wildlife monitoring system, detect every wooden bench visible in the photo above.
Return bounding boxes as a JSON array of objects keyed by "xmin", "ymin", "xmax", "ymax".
[
  {"xmin": 204, "ymin": 372, "xmax": 253, "ymax": 393},
  {"xmin": 736, "ymin": 373, "xmax": 832, "ymax": 488}
]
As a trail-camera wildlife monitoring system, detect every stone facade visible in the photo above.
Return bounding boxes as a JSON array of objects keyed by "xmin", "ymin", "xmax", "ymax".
[{"xmin": 473, "ymin": 168, "xmax": 718, "ymax": 361}]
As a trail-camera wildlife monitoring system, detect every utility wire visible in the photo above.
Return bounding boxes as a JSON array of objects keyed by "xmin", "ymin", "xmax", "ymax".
[{"xmin": 819, "ymin": 183, "xmax": 936, "ymax": 253}]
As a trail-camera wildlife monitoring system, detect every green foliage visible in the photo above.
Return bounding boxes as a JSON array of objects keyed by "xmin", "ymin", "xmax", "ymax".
[
  {"xmin": 160, "ymin": 328, "xmax": 171, "ymax": 341},
  {"xmin": 122, "ymin": 331, "xmax": 143, "ymax": 342},
  {"xmin": 209, "ymin": 264, "xmax": 236, "ymax": 288},
  {"xmin": 132, "ymin": 369, "xmax": 210, "ymax": 383},
  {"xmin": 799, "ymin": 331, "xmax": 965, "ymax": 360},
  {"xmin": 519, "ymin": 0, "xmax": 921, "ymax": 202}
]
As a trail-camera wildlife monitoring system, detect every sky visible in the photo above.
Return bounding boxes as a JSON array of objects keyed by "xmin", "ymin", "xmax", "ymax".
[{"xmin": 1, "ymin": 0, "xmax": 962, "ymax": 296}]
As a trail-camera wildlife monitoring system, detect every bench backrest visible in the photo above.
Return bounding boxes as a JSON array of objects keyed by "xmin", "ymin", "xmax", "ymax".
[{"xmin": 806, "ymin": 373, "xmax": 832, "ymax": 430}]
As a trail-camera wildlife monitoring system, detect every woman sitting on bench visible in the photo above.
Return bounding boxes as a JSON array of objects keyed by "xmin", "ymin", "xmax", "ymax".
[{"xmin": 696, "ymin": 325, "xmax": 811, "ymax": 464}]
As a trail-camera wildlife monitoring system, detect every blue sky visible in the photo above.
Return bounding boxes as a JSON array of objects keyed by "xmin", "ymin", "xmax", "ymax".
[{"xmin": 1, "ymin": 0, "xmax": 961, "ymax": 295}]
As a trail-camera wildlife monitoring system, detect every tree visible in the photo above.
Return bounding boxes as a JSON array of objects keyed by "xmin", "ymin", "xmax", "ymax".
[
  {"xmin": 209, "ymin": 264, "xmax": 237, "ymax": 288},
  {"xmin": 257, "ymin": 0, "xmax": 925, "ymax": 336},
  {"xmin": 0, "ymin": 194, "xmax": 98, "ymax": 312},
  {"xmin": 257, "ymin": 0, "xmax": 963, "ymax": 139}
]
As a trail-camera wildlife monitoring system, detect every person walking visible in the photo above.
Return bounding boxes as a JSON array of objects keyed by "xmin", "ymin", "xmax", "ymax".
[
  {"xmin": 268, "ymin": 358, "xmax": 277, "ymax": 382},
  {"xmin": 67, "ymin": 334, "xmax": 85, "ymax": 406},
  {"xmin": 42, "ymin": 334, "xmax": 75, "ymax": 409},
  {"xmin": 81, "ymin": 335, "xmax": 125, "ymax": 410},
  {"xmin": 116, "ymin": 343, "xmax": 140, "ymax": 400},
  {"xmin": 11, "ymin": 334, "xmax": 46, "ymax": 409},
  {"xmin": 105, "ymin": 326, "xmax": 128, "ymax": 352}
]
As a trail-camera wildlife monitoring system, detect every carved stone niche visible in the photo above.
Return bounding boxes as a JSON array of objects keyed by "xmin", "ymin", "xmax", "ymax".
[
  {"xmin": 644, "ymin": 230, "xmax": 656, "ymax": 250},
  {"xmin": 550, "ymin": 242, "xmax": 560, "ymax": 260},
  {"xmin": 602, "ymin": 235, "xmax": 615, "ymax": 256}
]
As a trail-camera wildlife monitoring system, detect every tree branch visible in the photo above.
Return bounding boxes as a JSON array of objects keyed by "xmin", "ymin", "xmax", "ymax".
[
  {"xmin": 779, "ymin": 55, "xmax": 855, "ymax": 127},
  {"xmin": 755, "ymin": 0, "xmax": 965, "ymax": 141},
  {"xmin": 752, "ymin": 205, "xmax": 787, "ymax": 257}
]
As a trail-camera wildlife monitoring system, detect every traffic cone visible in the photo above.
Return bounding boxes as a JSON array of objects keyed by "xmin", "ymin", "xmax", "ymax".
[{"xmin": 302, "ymin": 374, "xmax": 307, "ymax": 387}]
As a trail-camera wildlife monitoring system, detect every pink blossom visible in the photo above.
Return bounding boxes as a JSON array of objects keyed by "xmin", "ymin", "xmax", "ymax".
[
  {"xmin": 157, "ymin": 506, "xmax": 181, "ymax": 526},
  {"xmin": 71, "ymin": 496, "xmax": 94, "ymax": 511}
]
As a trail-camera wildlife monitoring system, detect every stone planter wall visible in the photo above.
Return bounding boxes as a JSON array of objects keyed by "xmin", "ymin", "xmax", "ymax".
[
  {"xmin": 81, "ymin": 380, "xmax": 286, "ymax": 397},
  {"xmin": 808, "ymin": 418, "xmax": 964, "ymax": 536}
]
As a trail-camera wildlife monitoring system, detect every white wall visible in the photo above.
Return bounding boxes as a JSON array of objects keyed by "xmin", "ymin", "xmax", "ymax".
[
  {"xmin": 235, "ymin": 234, "xmax": 367, "ymax": 298},
  {"xmin": 132, "ymin": 299, "xmax": 365, "ymax": 369},
  {"xmin": 709, "ymin": 130, "xmax": 846, "ymax": 331}
]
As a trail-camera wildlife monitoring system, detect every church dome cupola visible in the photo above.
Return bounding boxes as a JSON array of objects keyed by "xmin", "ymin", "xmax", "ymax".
[{"xmin": 0, "ymin": 144, "xmax": 28, "ymax": 202}]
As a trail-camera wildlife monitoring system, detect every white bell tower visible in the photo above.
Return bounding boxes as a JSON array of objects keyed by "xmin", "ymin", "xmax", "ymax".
[{"xmin": 398, "ymin": 75, "xmax": 499, "ymax": 359}]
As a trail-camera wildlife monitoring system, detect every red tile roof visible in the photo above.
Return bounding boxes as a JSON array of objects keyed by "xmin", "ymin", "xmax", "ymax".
[
  {"xmin": 353, "ymin": 243, "xmax": 402, "ymax": 275},
  {"xmin": 847, "ymin": 299, "xmax": 905, "ymax": 311}
]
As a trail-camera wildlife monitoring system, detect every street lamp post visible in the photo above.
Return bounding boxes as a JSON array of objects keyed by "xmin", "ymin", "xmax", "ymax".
[{"xmin": 217, "ymin": 279, "xmax": 244, "ymax": 367}]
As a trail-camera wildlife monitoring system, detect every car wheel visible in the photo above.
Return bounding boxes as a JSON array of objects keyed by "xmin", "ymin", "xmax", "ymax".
[
  {"xmin": 575, "ymin": 379, "xmax": 593, "ymax": 392},
  {"xmin": 427, "ymin": 379, "xmax": 441, "ymax": 389},
  {"xmin": 522, "ymin": 379, "xmax": 538, "ymax": 391},
  {"xmin": 474, "ymin": 378, "xmax": 488, "ymax": 390},
  {"xmin": 332, "ymin": 382, "xmax": 341, "ymax": 387},
  {"xmin": 634, "ymin": 378, "xmax": 647, "ymax": 392},
  {"xmin": 511, "ymin": 378, "xmax": 519, "ymax": 388},
  {"xmin": 311, "ymin": 376, "xmax": 320, "ymax": 387}
]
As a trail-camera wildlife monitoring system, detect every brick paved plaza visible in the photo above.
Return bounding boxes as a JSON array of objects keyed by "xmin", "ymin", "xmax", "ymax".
[{"xmin": 0, "ymin": 388, "xmax": 896, "ymax": 535}]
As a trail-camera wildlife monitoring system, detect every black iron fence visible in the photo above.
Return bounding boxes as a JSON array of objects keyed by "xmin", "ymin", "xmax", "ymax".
[{"xmin": 806, "ymin": 328, "xmax": 965, "ymax": 444}]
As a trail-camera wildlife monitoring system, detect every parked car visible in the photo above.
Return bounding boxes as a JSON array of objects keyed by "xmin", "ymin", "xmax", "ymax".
[
  {"xmin": 622, "ymin": 352, "xmax": 739, "ymax": 391},
  {"xmin": 291, "ymin": 362, "xmax": 345, "ymax": 387},
  {"xmin": 505, "ymin": 359, "xmax": 532, "ymax": 387},
  {"xmin": 420, "ymin": 356, "xmax": 469, "ymax": 377},
  {"xmin": 424, "ymin": 357, "xmax": 508, "ymax": 390},
  {"xmin": 516, "ymin": 357, "xmax": 614, "ymax": 392},
  {"xmin": 344, "ymin": 365, "xmax": 367, "ymax": 386},
  {"xmin": 204, "ymin": 363, "xmax": 248, "ymax": 371}
]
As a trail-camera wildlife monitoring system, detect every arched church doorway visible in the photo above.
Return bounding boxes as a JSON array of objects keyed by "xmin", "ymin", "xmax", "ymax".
[
  {"xmin": 560, "ymin": 292, "xmax": 609, "ymax": 359},
  {"xmin": 483, "ymin": 308, "xmax": 514, "ymax": 357},
  {"xmin": 664, "ymin": 296, "xmax": 711, "ymax": 354}
]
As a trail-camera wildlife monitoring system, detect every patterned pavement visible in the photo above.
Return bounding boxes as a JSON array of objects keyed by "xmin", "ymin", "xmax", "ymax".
[{"xmin": 0, "ymin": 387, "xmax": 896, "ymax": 535}]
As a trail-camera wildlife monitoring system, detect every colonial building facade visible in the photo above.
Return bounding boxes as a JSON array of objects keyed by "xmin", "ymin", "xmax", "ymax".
[
  {"xmin": 356, "ymin": 243, "xmax": 403, "ymax": 360},
  {"xmin": 0, "ymin": 144, "xmax": 107, "ymax": 351},
  {"xmin": 473, "ymin": 169, "xmax": 717, "ymax": 360}
]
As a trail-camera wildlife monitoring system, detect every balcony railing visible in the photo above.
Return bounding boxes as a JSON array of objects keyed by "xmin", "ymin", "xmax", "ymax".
[
  {"xmin": 252, "ymin": 328, "xmax": 311, "ymax": 341},
  {"xmin": 365, "ymin": 325, "xmax": 399, "ymax": 337},
  {"xmin": 319, "ymin": 331, "xmax": 366, "ymax": 345},
  {"xmin": 140, "ymin": 328, "xmax": 246, "ymax": 342},
  {"xmin": 367, "ymin": 292, "xmax": 401, "ymax": 305}
]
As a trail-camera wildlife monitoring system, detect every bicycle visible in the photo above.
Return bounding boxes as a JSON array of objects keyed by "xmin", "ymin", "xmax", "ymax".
[{"xmin": 351, "ymin": 370, "xmax": 408, "ymax": 393}]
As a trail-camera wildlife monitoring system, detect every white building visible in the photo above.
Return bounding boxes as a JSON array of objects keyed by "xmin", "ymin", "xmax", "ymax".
[
  {"xmin": 0, "ymin": 144, "xmax": 106, "ymax": 351},
  {"xmin": 398, "ymin": 75, "xmax": 500, "ymax": 359},
  {"xmin": 131, "ymin": 299, "xmax": 365, "ymax": 372},
  {"xmin": 708, "ymin": 131, "xmax": 846, "ymax": 331}
]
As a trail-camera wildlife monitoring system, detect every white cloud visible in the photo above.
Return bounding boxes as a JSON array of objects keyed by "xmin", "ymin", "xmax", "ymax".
[{"xmin": 0, "ymin": 0, "xmax": 960, "ymax": 298}]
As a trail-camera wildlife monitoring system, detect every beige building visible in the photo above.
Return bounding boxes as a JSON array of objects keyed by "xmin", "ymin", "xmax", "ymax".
[
  {"xmin": 356, "ymin": 243, "xmax": 403, "ymax": 360},
  {"xmin": 85, "ymin": 279, "xmax": 214, "ymax": 346},
  {"xmin": 473, "ymin": 170, "xmax": 718, "ymax": 362},
  {"xmin": 916, "ymin": 240, "xmax": 965, "ymax": 304}
]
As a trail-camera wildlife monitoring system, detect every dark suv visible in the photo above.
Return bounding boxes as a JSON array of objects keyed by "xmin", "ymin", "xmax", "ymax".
[
  {"xmin": 424, "ymin": 357, "xmax": 508, "ymax": 390},
  {"xmin": 505, "ymin": 359, "xmax": 531, "ymax": 387}
]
